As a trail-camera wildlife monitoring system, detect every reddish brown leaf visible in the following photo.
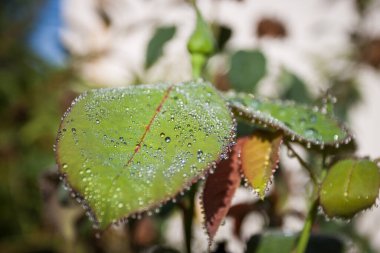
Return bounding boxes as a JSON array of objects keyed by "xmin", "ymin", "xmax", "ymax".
[
  {"xmin": 241, "ymin": 130, "xmax": 283, "ymax": 199},
  {"xmin": 202, "ymin": 140, "xmax": 244, "ymax": 243}
]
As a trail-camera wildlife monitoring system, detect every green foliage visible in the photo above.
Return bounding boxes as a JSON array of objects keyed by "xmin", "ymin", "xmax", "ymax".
[
  {"xmin": 320, "ymin": 159, "xmax": 380, "ymax": 218},
  {"xmin": 225, "ymin": 92, "xmax": 351, "ymax": 146},
  {"xmin": 145, "ymin": 26, "xmax": 176, "ymax": 69},
  {"xmin": 245, "ymin": 231, "xmax": 297, "ymax": 253},
  {"xmin": 328, "ymin": 77, "xmax": 361, "ymax": 120},
  {"xmin": 56, "ymin": 81, "xmax": 234, "ymax": 229},
  {"xmin": 279, "ymin": 68, "xmax": 312, "ymax": 104},
  {"xmin": 228, "ymin": 50, "xmax": 267, "ymax": 92},
  {"xmin": 3, "ymin": 1, "xmax": 379, "ymax": 253}
]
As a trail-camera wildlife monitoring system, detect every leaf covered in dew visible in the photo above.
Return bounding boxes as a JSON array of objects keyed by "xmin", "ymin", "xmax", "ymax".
[
  {"xmin": 224, "ymin": 92, "xmax": 352, "ymax": 147},
  {"xmin": 320, "ymin": 159, "xmax": 380, "ymax": 219},
  {"xmin": 202, "ymin": 139, "xmax": 244, "ymax": 243},
  {"xmin": 55, "ymin": 81, "xmax": 235, "ymax": 229},
  {"xmin": 241, "ymin": 131, "xmax": 283, "ymax": 199}
]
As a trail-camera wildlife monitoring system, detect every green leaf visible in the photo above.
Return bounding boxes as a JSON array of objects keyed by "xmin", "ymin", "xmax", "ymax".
[
  {"xmin": 145, "ymin": 26, "xmax": 176, "ymax": 69},
  {"xmin": 241, "ymin": 131, "xmax": 283, "ymax": 199},
  {"xmin": 55, "ymin": 81, "xmax": 234, "ymax": 229},
  {"xmin": 228, "ymin": 50, "xmax": 267, "ymax": 93},
  {"xmin": 245, "ymin": 232, "xmax": 345, "ymax": 253},
  {"xmin": 279, "ymin": 68, "xmax": 312, "ymax": 104},
  {"xmin": 320, "ymin": 159, "xmax": 380, "ymax": 218},
  {"xmin": 224, "ymin": 92, "xmax": 352, "ymax": 147},
  {"xmin": 245, "ymin": 231, "xmax": 297, "ymax": 253}
]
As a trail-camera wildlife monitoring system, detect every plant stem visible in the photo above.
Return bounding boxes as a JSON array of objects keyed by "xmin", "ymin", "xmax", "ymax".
[
  {"xmin": 181, "ymin": 184, "xmax": 197, "ymax": 253},
  {"xmin": 190, "ymin": 54, "xmax": 206, "ymax": 79},
  {"xmin": 294, "ymin": 197, "xmax": 318, "ymax": 253},
  {"xmin": 285, "ymin": 142, "xmax": 318, "ymax": 184}
]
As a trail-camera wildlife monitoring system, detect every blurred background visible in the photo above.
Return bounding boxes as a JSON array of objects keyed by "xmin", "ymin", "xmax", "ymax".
[{"xmin": 1, "ymin": 0, "xmax": 380, "ymax": 252}]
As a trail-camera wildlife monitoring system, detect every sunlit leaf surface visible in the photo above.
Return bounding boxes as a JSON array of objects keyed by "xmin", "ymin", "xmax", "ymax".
[
  {"xmin": 241, "ymin": 131, "xmax": 282, "ymax": 199},
  {"xmin": 224, "ymin": 92, "xmax": 351, "ymax": 147},
  {"xmin": 320, "ymin": 159, "xmax": 380, "ymax": 218},
  {"xmin": 56, "ymin": 81, "xmax": 234, "ymax": 229}
]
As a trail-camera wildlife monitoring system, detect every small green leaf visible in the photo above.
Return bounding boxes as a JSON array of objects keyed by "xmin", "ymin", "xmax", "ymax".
[
  {"xmin": 228, "ymin": 50, "xmax": 267, "ymax": 93},
  {"xmin": 245, "ymin": 232, "xmax": 344, "ymax": 253},
  {"xmin": 241, "ymin": 131, "xmax": 283, "ymax": 199},
  {"xmin": 320, "ymin": 159, "xmax": 380, "ymax": 218},
  {"xmin": 246, "ymin": 231, "xmax": 297, "ymax": 253},
  {"xmin": 145, "ymin": 26, "xmax": 176, "ymax": 69},
  {"xmin": 279, "ymin": 68, "xmax": 312, "ymax": 104},
  {"xmin": 224, "ymin": 92, "xmax": 351, "ymax": 147},
  {"xmin": 56, "ymin": 81, "xmax": 234, "ymax": 229}
]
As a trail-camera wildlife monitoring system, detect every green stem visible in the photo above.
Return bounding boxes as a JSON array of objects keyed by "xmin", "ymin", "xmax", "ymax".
[
  {"xmin": 181, "ymin": 184, "xmax": 197, "ymax": 253},
  {"xmin": 294, "ymin": 197, "xmax": 318, "ymax": 253},
  {"xmin": 319, "ymin": 151, "xmax": 328, "ymax": 183},
  {"xmin": 191, "ymin": 54, "xmax": 206, "ymax": 79},
  {"xmin": 285, "ymin": 142, "xmax": 318, "ymax": 184}
]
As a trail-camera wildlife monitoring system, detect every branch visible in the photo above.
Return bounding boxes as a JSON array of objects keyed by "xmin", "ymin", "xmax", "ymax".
[{"xmin": 285, "ymin": 142, "xmax": 317, "ymax": 184}]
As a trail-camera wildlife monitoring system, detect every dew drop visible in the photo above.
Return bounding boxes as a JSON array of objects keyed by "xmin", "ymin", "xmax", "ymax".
[
  {"xmin": 287, "ymin": 149, "xmax": 294, "ymax": 158},
  {"xmin": 299, "ymin": 117, "xmax": 307, "ymax": 125},
  {"xmin": 187, "ymin": 142, "xmax": 192, "ymax": 147},
  {"xmin": 160, "ymin": 132, "xmax": 165, "ymax": 138},
  {"xmin": 96, "ymin": 119, "xmax": 100, "ymax": 124},
  {"xmin": 304, "ymin": 128, "xmax": 317, "ymax": 138},
  {"xmin": 310, "ymin": 114, "xmax": 317, "ymax": 123},
  {"xmin": 165, "ymin": 137, "xmax": 171, "ymax": 143},
  {"xmin": 62, "ymin": 163, "xmax": 68, "ymax": 169}
]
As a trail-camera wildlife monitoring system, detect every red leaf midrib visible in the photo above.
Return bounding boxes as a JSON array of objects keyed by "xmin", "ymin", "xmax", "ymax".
[{"xmin": 124, "ymin": 85, "xmax": 174, "ymax": 168}]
